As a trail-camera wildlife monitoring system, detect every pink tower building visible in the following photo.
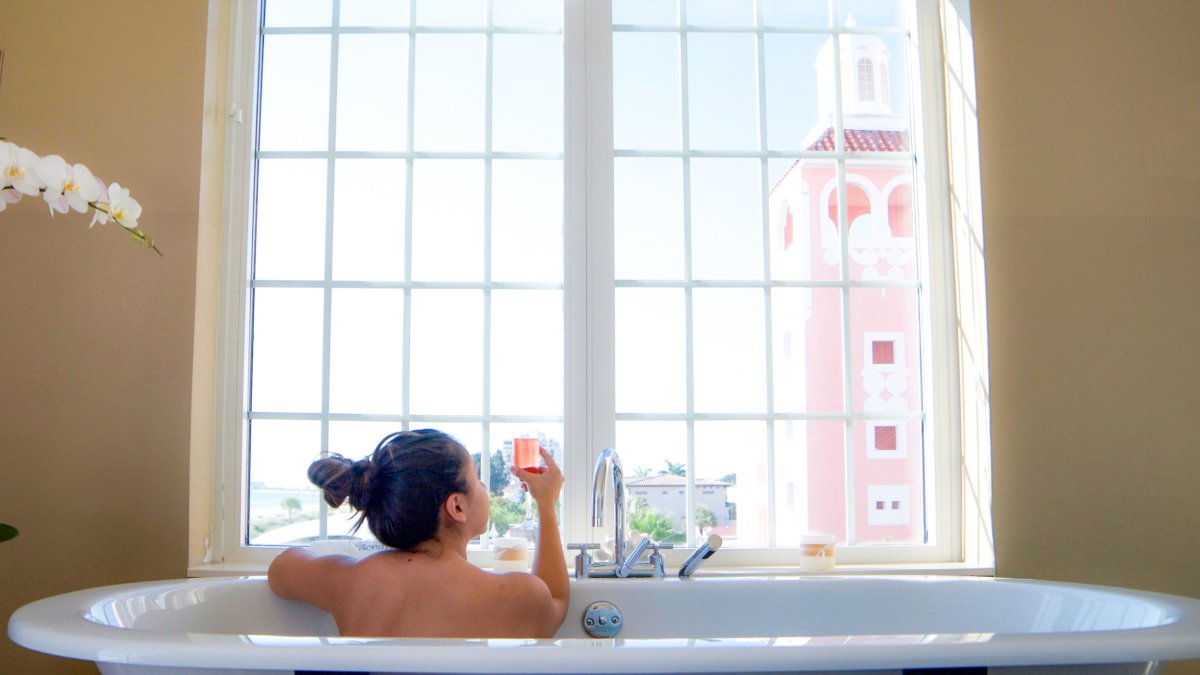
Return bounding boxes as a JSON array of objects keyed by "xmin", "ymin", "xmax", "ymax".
[{"xmin": 768, "ymin": 28, "xmax": 923, "ymax": 546}]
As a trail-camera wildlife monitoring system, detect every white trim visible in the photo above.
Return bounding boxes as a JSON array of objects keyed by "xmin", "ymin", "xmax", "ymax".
[{"xmin": 211, "ymin": 0, "xmax": 261, "ymax": 564}]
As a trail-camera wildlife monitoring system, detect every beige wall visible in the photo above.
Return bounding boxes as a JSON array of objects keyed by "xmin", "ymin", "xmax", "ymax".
[
  {"xmin": 2, "ymin": 0, "xmax": 1199, "ymax": 673},
  {"xmin": 0, "ymin": 0, "xmax": 208, "ymax": 672},
  {"xmin": 974, "ymin": 0, "xmax": 1200, "ymax": 672}
]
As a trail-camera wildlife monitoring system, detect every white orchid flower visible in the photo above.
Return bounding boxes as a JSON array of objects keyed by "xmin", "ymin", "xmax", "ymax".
[
  {"xmin": 1, "ymin": 141, "xmax": 44, "ymax": 196},
  {"xmin": 0, "ymin": 187, "xmax": 21, "ymax": 212},
  {"xmin": 105, "ymin": 182, "xmax": 142, "ymax": 230},
  {"xmin": 36, "ymin": 155, "xmax": 105, "ymax": 215}
]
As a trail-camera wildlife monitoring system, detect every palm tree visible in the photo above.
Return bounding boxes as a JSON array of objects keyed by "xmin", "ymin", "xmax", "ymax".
[
  {"xmin": 281, "ymin": 497, "xmax": 302, "ymax": 524},
  {"xmin": 665, "ymin": 460, "xmax": 686, "ymax": 476},
  {"xmin": 695, "ymin": 506, "xmax": 717, "ymax": 537}
]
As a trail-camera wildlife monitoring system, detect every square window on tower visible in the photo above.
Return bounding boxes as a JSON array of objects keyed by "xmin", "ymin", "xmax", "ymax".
[
  {"xmin": 872, "ymin": 340, "xmax": 895, "ymax": 365},
  {"xmin": 867, "ymin": 421, "xmax": 907, "ymax": 459}
]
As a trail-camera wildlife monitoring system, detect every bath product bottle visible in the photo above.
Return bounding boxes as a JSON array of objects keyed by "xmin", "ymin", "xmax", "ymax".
[
  {"xmin": 492, "ymin": 537, "xmax": 530, "ymax": 572},
  {"xmin": 797, "ymin": 533, "xmax": 836, "ymax": 572}
]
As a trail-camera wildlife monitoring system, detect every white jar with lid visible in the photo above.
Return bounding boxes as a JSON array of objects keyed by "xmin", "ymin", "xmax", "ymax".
[
  {"xmin": 491, "ymin": 537, "xmax": 529, "ymax": 572},
  {"xmin": 797, "ymin": 533, "xmax": 836, "ymax": 572}
]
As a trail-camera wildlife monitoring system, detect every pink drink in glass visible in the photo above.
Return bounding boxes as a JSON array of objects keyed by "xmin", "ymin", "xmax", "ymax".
[{"xmin": 513, "ymin": 437, "xmax": 544, "ymax": 473}]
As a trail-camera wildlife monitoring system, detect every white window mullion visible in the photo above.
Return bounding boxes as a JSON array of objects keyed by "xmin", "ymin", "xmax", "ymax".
[
  {"xmin": 479, "ymin": 0, "xmax": 495, "ymax": 550},
  {"xmin": 571, "ymin": 0, "xmax": 615, "ymax": 547},
  {"xmin": 753, "ymin": 0, "xmax": 777, "ymax": 548},
  {"xmin": 829, "ymin": 9, "xmax": 858, "ymax": 546},
  {"xmin": 677, "ymin": 0, "xmax": 698, "ymax": 549},
  {"xmin": 316, "ymin": 1, "xmax": 341, "ymax": 540},
  {"xmin": 400, "ymin": 0, "xmax": 418, "ymax": 435}
]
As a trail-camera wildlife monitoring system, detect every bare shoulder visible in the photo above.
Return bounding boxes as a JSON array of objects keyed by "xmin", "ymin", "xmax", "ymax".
[
  {"xmin": 267, "ymin": 548, "xmax": 357, "ymax": 612},
  {"xmin": 481, "ymin": 571, "xmax": 556, "ymax": 618}
]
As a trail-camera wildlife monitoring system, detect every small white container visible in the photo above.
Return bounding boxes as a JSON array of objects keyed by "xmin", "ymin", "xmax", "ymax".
[
  {"xmin": 797, "ymin": 533, "xmax": 836, "ymax": 572},
  {"xmin": 491, "ymin": 537, "xmax": 529, "ymax": 572}
]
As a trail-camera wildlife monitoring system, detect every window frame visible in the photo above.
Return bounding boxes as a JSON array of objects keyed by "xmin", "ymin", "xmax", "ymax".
[{"xmin": 197, "ymin": 0, "xmax": 988, "ymax": 571}]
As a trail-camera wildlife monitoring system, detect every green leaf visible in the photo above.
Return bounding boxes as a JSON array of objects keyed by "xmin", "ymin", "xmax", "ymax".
[{"xmin": 0, "ymin": 523, "xmax": 18, "ymax": 543}]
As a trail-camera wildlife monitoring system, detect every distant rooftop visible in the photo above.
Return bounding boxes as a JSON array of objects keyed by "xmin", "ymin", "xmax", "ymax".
[{"xmin": 626, "ymin": 474, "xmax": 731, "ymax": 488}]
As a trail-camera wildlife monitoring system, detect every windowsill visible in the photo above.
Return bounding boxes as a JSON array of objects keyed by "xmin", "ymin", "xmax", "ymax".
[{"xmin": 188, "ymin": 561, "xmax": 994, "ymax": 579}]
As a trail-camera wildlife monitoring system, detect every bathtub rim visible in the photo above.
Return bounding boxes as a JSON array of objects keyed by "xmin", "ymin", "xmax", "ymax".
[{"xmin": 9, "ymin": 575, "xmax": 1200, "ymax": 673}]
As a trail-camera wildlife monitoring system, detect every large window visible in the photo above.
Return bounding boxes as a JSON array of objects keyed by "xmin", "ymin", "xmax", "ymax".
[{"xmin": 211, "ymin": 0, "xmax": 985, "ymax": 568}]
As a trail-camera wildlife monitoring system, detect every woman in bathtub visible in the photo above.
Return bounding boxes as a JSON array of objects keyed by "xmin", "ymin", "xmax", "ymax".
[{"xmin": 268, "ymin": 429, "xmax": 568, "ymax": 638}]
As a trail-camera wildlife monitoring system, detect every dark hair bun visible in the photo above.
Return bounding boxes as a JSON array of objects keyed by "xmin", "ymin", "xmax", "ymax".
[{"xmin": 307, "ymin": 454, "xmax": 356, "ymax": 508}]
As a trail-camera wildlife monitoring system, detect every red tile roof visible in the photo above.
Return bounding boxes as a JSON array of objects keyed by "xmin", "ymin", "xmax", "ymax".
[
  {"xmin": 806, "ymin": 128, "xmax": 910, "ymax": 152},
  {"xmin": 770, "ymin": 128, "xmax": 912, "ymax": 193}
]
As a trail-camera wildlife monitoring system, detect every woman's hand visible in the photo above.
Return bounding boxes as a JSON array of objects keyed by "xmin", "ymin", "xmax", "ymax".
[{"xmin": 511, "ymin": 446, "xmax": 563, "ymax": 508}]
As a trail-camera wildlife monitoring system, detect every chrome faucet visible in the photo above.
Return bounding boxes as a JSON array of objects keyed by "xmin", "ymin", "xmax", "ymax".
[
  {"xmin": 568, "ymin": 448, "xmax": 722, "ymax": 578},
  {"xmin": 592, "ymin": 447, "xmax": 627, "ymax": 569},
  {"xmin": 569, "ymin": 448, "xmax": 668, "ymax": 578},
  {"xmin": 678, "ymin": 534, "xmax": 723, "ymax": 578}
]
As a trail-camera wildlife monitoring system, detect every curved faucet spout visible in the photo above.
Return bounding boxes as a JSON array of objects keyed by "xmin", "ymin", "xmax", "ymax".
[{"xmin": 592, "ymin": 448, "xmax": 626, "ymax": 569}]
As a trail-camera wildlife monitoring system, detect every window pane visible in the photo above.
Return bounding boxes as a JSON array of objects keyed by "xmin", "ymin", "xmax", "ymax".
[
  {"xmin": 613, "ymin": 33, "xmax": 681, "ymax": 151},
  {"xmin": 493, "ymin": 0, "xmax": 562, "ymax": 30},
  {"xmin": 329, "ymin": 289, "xmax": 405, "ymax": 414},
  {"xmin": 492, "ymin": 160, "xmax": 563, "ymax": 283},
  {"xmin": 259, "ymin": 35, "xmax": 330, "ymax": 151},
  {"xmin": 764, "ymin": 34, "xmax": 826, "ymax": 152},
  {"xmin": 414, "ymin": 35, "xmax": 485, "ymax": 152},
  {"xmin": 332, "ymin": 159, "xmax": 406, "ymax": 281},
  {"xmin": 264, "ymin": 0, "xmax": 331, "ymax": 27},
  {"xmin": 491, "ymin": 290, "xmax": 564, "ymax": 416},
  {"xmin": 490, "ymin": 422, "xmax": 564, "ymax": 536},
  {"xmin": 687, "ymin": 34, "xmax": 758, "ymax": 152},
  {"xmin": 411, "ymin": 159, "xmax": 484, "ymax": 281},
  {"xmin": 340, "ymin": 0, "xmax": 410, "ymax": 26},
  {"xmin": 329, "ymin": 420, "xmax": 406, "ymax": 458},
  {"xmin": 692, "ymin": 288, "xmax": 766, "ymax": 413},
  {"xmin": 770, "ymin": 159, "xmax": 851, "ymax": 281},
  {"xmin": 614, "ymin": 158, "xmax": 684, "ymax": 281},
  {"xmin": 255, "ymin": 159, "xmax": 327, "ymax": 281},
  {"xmin": 695, "ymin": 420, "xmax": 766, "ymax": 547},
  {"xmin": 855, "ymin": 417, "xmax": 923, "ymax": 544},
  {"xmin": 416, "ymin": 0, "xmax": 485, "ymax": 27},
  {"xmin": 618, "ymin": 421, "xmax": 688, "ymax": 545},
  {"xmin": 686, "ymin": 0, "xmax": 753, "ymax": 26},
  {"xmin": 835, "ymin": 0, "xmax": 904, "ymax": 29},
  {"xmin": 493, "ymin": 35, "xmax": 563, "ymax": 153},
  {"xmin": 616, "ymin": 288, "xmax": 686, "ymax": 414},
  {"xmin": 690, "ymin": 158, "xmax": 763, "ymax": 280},
  {"xmin": 850, "ymin": 287, "xmax": 921, "ymax": 414},
  {"xmin": 763, "ymin": 0, "xmax": 831, "ymax": 27},
  {"xmin": 771, "ymin": 287, "xmax": 845, "ymax": 413},
  {"xmin": 845, "ymin": 164, "xmax": 917, "ymax": 282},
  {"xmin": 336, "ymin": 35, "xmax": 409, "ymax": 152},
  {"xmin": 613, "ymin": 0, "xmax": 678, "ymax": 26},
  {"xmin": 409, "ymin": 290, "xmax": 483, "ymax": 414},
  {"xmin": 248, "ymin": 419, "xmax": 322, "ymax": 545},
  {"xmin": 773, "ymin": 419, "xmax": 845, "ymax": 545},
  {"xmin": 250, "ymin": 288, "xmax": 324, "ymax": 413}
]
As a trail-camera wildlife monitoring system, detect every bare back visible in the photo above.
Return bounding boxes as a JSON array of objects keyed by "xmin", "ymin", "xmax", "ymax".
[{"xmin": 270, "ymin": 548, "xmax": 558, "ymax": 638}]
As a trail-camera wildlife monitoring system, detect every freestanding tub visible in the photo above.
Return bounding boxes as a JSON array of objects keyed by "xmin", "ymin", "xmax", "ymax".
[{"xmin": 9, "ymin": 574, "xmax": 1200, "ymax": 674}]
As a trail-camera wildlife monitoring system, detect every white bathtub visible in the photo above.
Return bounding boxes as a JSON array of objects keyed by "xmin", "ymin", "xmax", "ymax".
[{"xmin": 9, "ymin": 575, "xmax": 1200, "ymax": 674}]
